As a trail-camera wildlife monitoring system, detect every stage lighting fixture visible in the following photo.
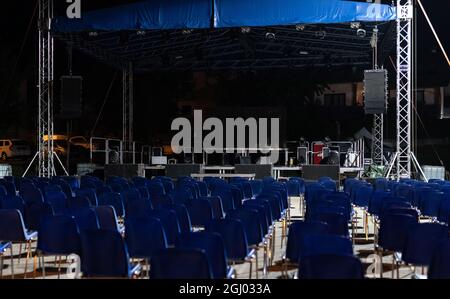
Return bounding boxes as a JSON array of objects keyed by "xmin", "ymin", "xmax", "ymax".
[
  {"xmin": 241, "ymin": 27, "xmax": 251, "ymax": 34},
  {"xmin": 299, "ymin": 50, "xmax": 309, "ymax": 55},
  {"xmin": 265, "ymin": 32, "xmax": 276, "ymax": 40},
  {"xmin": 350, "ymin": 22, "xmax": 361, "ymax": 29},
  {"xmin": 357, "ymin": 28, "xmax": 367, "ymax": 38},
  {"xmin": 88, "ymin": 31, "xmax": 98, "ymax": 37},
  {"xmin": 295, "ymin": 24, "xmax": 306, "ymax": 31},
  {"xmin": 137, "ymin": 30, "xmax": 146, "ymax": 36},
  {"xmin": 182, "ymin": 29, "xmax": 193, "ymax": 35},
  {"xmin": 315, "ymin": 30, "xmax": 326, "ymax": 39}
]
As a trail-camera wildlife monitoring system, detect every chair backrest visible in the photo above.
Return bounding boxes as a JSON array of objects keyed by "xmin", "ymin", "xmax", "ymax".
[
  {"xmin": 68, "ymin": 196, "xmax": 91, "ymax": 210},
  {"xmin": 95, "ymin": 206, "xmax": 120, "ymax": 232},
  {"xmin": 203, "ymin": 196, "xmax": 224, "ymax": 220},
  {"xmin": 187, "ymin": 199, "xmax": 213, "ymax": 228},
  {"xmin": 1, "ymin": 195, "xmax": 25, "ymax": 215},
  {"xmin": 428, "ymin": 239, "xmax": 450, "ymax": 279},
  {"xmin": 97, "ymin": 192, "xmax": 124, "ymax": 217},
  {"xmin": 285, "ymin": 221, "xmax": 329, "ymax": 263},
  {"xmin": 74, "ymin": 188, "xmax": 98, "ymax": 206},
  {"xmin": 125, "ymin": 216, "xmax": 168, "ymax": 259},
  {"xmin": 301, "ymin": 234, "xmax": 353, "ymax": 260},
  {"xmin": 44, "ymin": 190, "xmax": 68, "ymax": 215},
  {"xmin": 147, "ymin": 209, "xmax": 180, "ymax": 246},
  {"xmin": 159, "ymin": 203, "xmax": 192, "ymax": 234},
  {"xmin": 298, "ymin": 254, "xmax": 364, "ymax": 279},
  {"xmin": 421, "ymin": 191, "xmax": 443, "ymax": 218},
  {"xmin": 0, "ymin": 209, "xmax": 28, "ymax": 241},
  {"xmin": 402, "ymin": 223, "xmax": 449, "ymax": 266},
  {"xmin": 226, "ymin": 208, "xmax": 262, "ymax": 247},
  {"xmin": 0, "ymin": 179, "xmax": 16, "ymax": 197},
  {"xmin": 206, "ymin": 219, "xmax": 249, "ymax": 261},
  {"xmin": 211, "ymin": 189, "xmax": 235, "ymax": 214},
  {"xmin": 177, "ymin": 232, "xmax": 228, "ymax": 279},
  {"xmin": 21, "ymin": 185, "xmax": 44, "ymax": 205},
  {"xmin": 23, "ymin": 201, "xmax": 54, "ymax": 231},
  {"xmin": 70, "ymin": 207, "xmax": 100, "ymax": 231},
  {"xmin": 378, "ymin": 213, "xmax": 418, "ymax": 252},
  {"xmin": 80, "ymin": 229, "xmax": 131, "ymax": 278},
  {"xmin": 312, "ymin": 212, "xmax": 349, "ymax": 236},
  {"xmin": 151, "ymin": 248, "xmax": 212, "ymax": 279},
  {"xmin": 122, "ymin": 189, "xmax": 153, "ymax": 218},
  {"xmin": 37, "ymin": 215, "xmax": 81, "ymax": 255},
  {"xmin": 242, "ymin": 201, "xmax": 269, "ymax": 236}
]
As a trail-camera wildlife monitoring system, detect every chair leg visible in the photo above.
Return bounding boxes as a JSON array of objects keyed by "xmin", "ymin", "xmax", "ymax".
[
  {"xmin": 57, "ymin": 255, "xmax": 62, "ymax": 279},
  {"xmin": 248, "ymin": 260, "xmax": 252, "ymax": 279},
  {"xmin": 24, "ymin": 241, "xmax": 32, "ymax": 279},
  {"xmin": 10, "ymin": 246, "xmax": 14, "ymax": 279},
  {"xmin": 379, "ymin": 249, "xmax": 383, "ymax": 279},
  {"xmin": 18, "ymin": 243, "xmax": 22, "ymax": 264},
  {"xmin": 33, "ymin": 251, "xmax": 37, "ymax": 279},
  {"xmin": 41, "ymin": 254, "xmax": 46, "ymax": 279},
  {"xmin": 391, "ymin": 253, "xmax": 395, "ymax": 279},
  {"xmin": 272, "ymin": 226, "xmax": 276, "ymax": 263},
  {"xmin": 0, "ymin": 254, "xmax": 3, "ymax": 278},
  {"xmin": 255, "ymin": 249, "xmax": 259, "ymax": 279},
  {"xmin": 365, "ymin": 211, "xmax": 369, "ymax": 241}
]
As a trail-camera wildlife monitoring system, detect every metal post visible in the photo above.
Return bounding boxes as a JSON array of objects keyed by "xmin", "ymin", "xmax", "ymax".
[
  {"xmin": 372, "ymin": 114, "xmax": 384, "ymax": 165},
  {"xmin": 396, "ymin": 0, "xmax": 413, "ymax": 178},
  {"xmin": 122, "ymin": 62, "xmax": 134, "ymax": 161},
  {"xmin": 37, "ymin": 0, "xmax": 55, "ymax": 178}
]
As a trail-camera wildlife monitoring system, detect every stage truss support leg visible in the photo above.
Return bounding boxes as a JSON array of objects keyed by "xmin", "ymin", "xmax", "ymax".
[
  {"xmin": 122, "ymin": 62, "xmax": 134, "ymax": 159},
  {"xmin": 372, "ymin": 114, "xmax": 384, "ymax": 166},
  {"xmin": 395, "ymin": 0, "xmax": 413, "ymax": 179},
  {"xmin": 36, "ymin": 0, "xmax": 54, "ymax": 178}
]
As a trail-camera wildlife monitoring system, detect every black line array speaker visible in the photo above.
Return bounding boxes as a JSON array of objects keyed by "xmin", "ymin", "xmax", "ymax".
[
  {"xmin": 165, "ymin": 164, "xmax": 203, "ymax": 178},
  {"xmin": 302, "ymin": 165, "xmax": 340, "ymax": 181},
  {"xmin": 364, "ymin": 69, "xmax": 387, "ymax": 115},
  {"xmin": 60, "ymin": 76, "xmax": 82, "ymax": 119},
  {"xmin": 234, "ymin": 164, "xmax": 273, "ymax": 180}
]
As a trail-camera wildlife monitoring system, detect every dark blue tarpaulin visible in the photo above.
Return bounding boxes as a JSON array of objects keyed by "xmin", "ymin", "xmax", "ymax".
[
  {"xmin": 214, "ymin": 0, "xmax": 396, "ymax": 28},
  {"xmin": 52, "ymin": 0, "xmax": 396, "ymax": 32}
]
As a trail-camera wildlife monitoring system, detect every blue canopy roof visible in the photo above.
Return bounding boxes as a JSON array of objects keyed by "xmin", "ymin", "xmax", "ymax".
[{"xmin": 52, "ymin": 0, "xmax": 396, "ymax": 32}]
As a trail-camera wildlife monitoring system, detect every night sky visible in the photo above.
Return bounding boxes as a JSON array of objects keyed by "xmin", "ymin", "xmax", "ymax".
[{"xmin": 1, "ymin": 1, "xmax": 449, "ymax": 162}]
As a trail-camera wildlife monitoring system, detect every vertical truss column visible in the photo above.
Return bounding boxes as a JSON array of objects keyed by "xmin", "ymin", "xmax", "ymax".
[
  {"xmin": 122, "ymin": 62, "xmax": 134, "ymax": 153},
  {"xmin": 396, "ymin": 0, "xmax": 413, "ymax": 178},
  {"xmin": 372, "ymin": 114, "xmax": 384, "ymax": 165},
  {"xmin": 38, "ymin": 0, "xmax": 54, "ymax": 177}
]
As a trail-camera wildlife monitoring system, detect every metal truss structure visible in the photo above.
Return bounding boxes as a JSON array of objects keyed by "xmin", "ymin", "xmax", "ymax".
[
  {"xmin": 37, "ymin": 0, "xmax": 54, "ymax": 177},
  {"xmin": 54, "ymin": 23, "xmax": 395, "ymax": 72},
  {"xmin": 372, "ymin": 114, "xmax": 384, "ymax": 166},
  {"xmin": 122, "ymin": 62, "xmax": 134, "ymax": 152}
]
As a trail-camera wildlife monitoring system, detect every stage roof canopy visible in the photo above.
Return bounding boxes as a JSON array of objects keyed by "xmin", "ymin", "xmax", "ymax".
[{"xmin": 52, "ymin": 0, "xmax": 397, "ymax": 72}]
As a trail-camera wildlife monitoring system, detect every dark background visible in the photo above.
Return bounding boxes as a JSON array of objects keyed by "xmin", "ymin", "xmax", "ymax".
[{"xmin": 0, "ymin": 0, "xmax": 449, "ymax": 166}]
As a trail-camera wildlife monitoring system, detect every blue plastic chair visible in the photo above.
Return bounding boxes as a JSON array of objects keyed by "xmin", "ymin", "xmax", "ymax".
[
  {"xmin": 0, "ymin": 209, "xmax": 38, "ymax": 277},
  {"xmin": 0, "ymin": 179, "xmax": 16, "ymax": 197},
  {"xmin": 187, "ymin": 198, "xmax": 213, "ymax": 228},
  {"xmin": 177, "ymin": 232, "xmax": 233, "ymax": 279},
  {"xmin": 1, "ymin": 195, "xmax": 25, "ymax": 215},
  {"xmin": 402, "ymin": 223, "xmax": 448, "ymax": 267},
  {"xmin": 159, "ymin": 203, "xmax": 192, "ymax": 234},
  {"xmin": 300, "ymin": 234, "xmax": 353, "ymax": 260},
  {"xmin": 150, "ymin": 248, "xmax": 212, "ymax": 279},
  {"xmin": 75, "ymin": 188, "xmax": 98, "ymax": 207},
  {"xmin": 298, "ymin": 254, "xmax": 364, "ymax": 279},
  {"xmin": 421, "ymin": 191, "xmax": 442, "ymax": 218},
  {"xmin": 211, "ymin": 189, "xmax": 235, "ymax": 214},
  {"xmin": 204, "ymin": 196, "xmax": 225, "ymax": 220},
  {"xmin": 68, "ymin": 195, "xmax": 91, "ymax": 210},
  {"xmin": 44, "ymin": 190, "xmax": 69, "ymax": 215},
  {"xmin": 37, "ymin": 215, "xmax": 81, "ymax": 277},
  {"xmin": 284, "ymin": 221, "xmax": 329, "ymax": 266},
  {"xmin": 97, "ymin": 192, "xmax": 125, "ymax": 218},
  {"xmin": 69, "ymin": 208, "xmax": 100, "ymax": 231},
  {"xmin": 122, "ymin": 189, "xmax": 153, "ymax": 218},
  {"xmin": 312, "ymin": 212, "xmax": 349, "ymax": 236},
  {"xmin": 428, "ymin": 239, "xmax": 450, "ymax": 279},
  {"xmin": 147, "ymin": 209, "xmax": 180, "ymax": 247},
  {"xmin": 95, "ymin": 206, "xmax": 122, "ymax": 232},
  {"xmin": 80, "ymin": 229, "xmax": 140, "ymax": 278},
  {"xmin": 378, "ymin": 213, "xmax": 418, "ymax": 253},
  {"xmin": 125, "ymin": 216, "xmax": 168, "ymax": 262}
]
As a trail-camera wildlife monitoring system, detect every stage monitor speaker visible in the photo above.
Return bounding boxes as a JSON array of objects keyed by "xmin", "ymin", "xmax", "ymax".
[
  {"xmin": 302, "ymin": 165, "xmax": 340, "ymax": 181},
  {"xmin": 60, "ymin": 76, "xmax": 82, "ymax": 119},
  {"xmin": 234, "ymin": 164, "xmax": 273, "ymax": 179},
  {"xmin": 166, "ymin": 164, "xmax": 203, "ymax": 178},
  {"xmin": 364, "ymin": 69, "xmax": 387, "ymax": 115},
  {"xmin": 104, "ymin": 164, "xmax": 145, "ymax": 179}
]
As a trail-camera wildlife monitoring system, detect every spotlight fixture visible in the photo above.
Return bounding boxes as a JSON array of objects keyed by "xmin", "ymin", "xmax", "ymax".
[
  {"xmin": 136, "ymin": 30, "xmax": 146, "ymax": 36},
  {"xmin": 181, "ymin": 29, "xmax": 193, "ymax": 35},
  {"xmin": 299, "ymin": 50, "xmax": 309, "ymax": 55},
  {"xmin": 88, "ymin": 31, "xmax": 98, "ymax": 37},
  {"xmin": 350, "ymin": 22, "xmax": 361, "ymax": 29},
  {"xmin": 357, "ymin": 28, "xmax": 367, "ymax": 38},
  {"xmin": 265, "ymin": 32, "xmax": 276, "ymax": 40},
  {"xmin": 241, "ymin": 27, "xmax": 251, "ymax": 34},
  {"xmin": 315, "ymin": 30, "xmax": 326, "ymax": 39},
  {"xmin": 295, "ymin": 24, "xmax": 306, "ymax": 31}
]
